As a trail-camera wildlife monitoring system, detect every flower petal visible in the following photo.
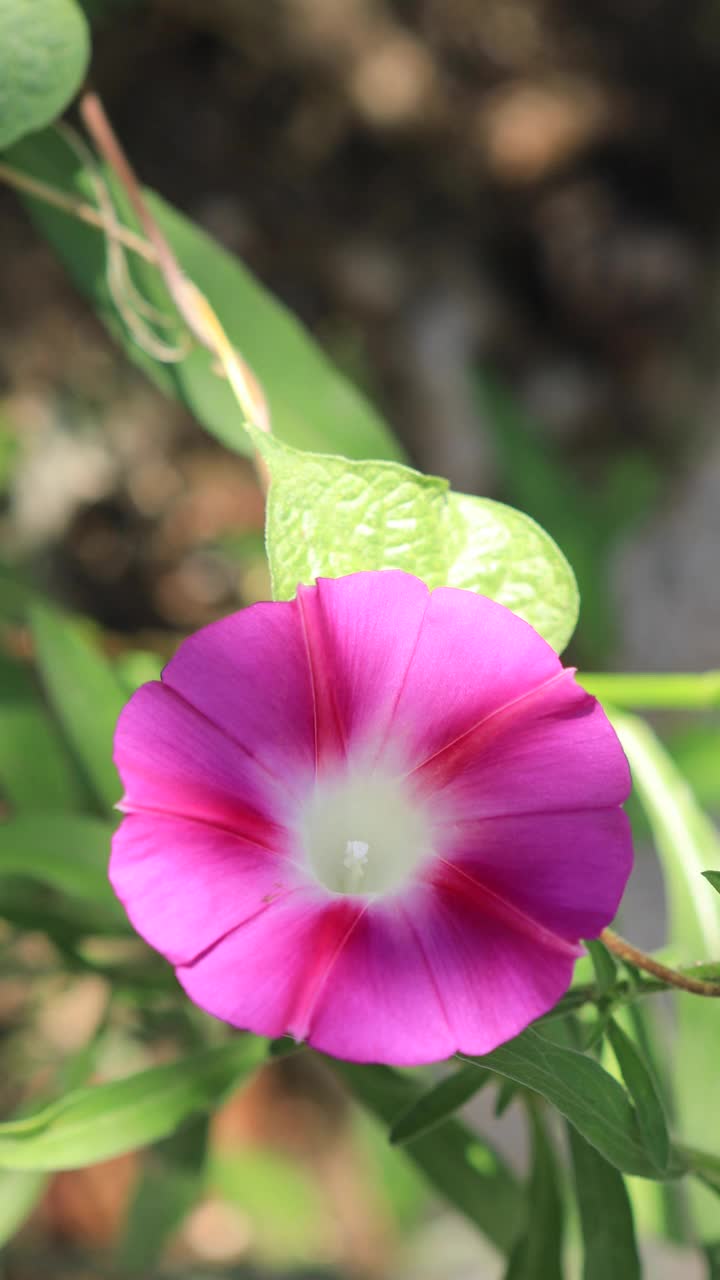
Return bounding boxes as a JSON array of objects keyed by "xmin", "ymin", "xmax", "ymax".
[
  {"xmin": 296, "ymin": 571, "xmax": 430, "ymax": 764},
  {"xmin": 387, "ymin": 584, "xmax": 563, "ymax": 766},
  {"xmin": 110, "ymin": 813, "xmax": 303, "ymax": 964},
  {"xmin": 114, "ymin": 681, "xmax": 297, "ymax": 840},
  {"xmin": 306, "ymin": 887, "xmax": 575, "ymax": 1064},
  {"xmin": 436, "ymin": 809, "xmax": 633, "ymax": 940},
  {"xmin": 414, "ymin": 672, "xmax": 631, "ymax": 817},
  {"xmin": 175, "ymin": 891, "xmax": 362, "ymax": 1040},
  {"xmin": 161, "ymin": 600, "xmax": 315, "ymax": 788}
]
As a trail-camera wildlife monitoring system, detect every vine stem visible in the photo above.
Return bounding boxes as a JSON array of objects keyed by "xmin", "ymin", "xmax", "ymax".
[{"xmin": 601, "ymin": 927, "xmax": 720, "ymax": 996}]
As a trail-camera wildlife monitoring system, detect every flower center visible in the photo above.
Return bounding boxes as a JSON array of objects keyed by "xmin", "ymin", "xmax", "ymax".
[{"xmin": 299, "ymin": 767, "xmax": 435, "ymax": 896}]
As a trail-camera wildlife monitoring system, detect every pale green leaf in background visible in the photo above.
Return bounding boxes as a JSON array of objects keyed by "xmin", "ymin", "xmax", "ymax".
[
  {"xmin": 703, "ymin": 870, "xmax": 720, "ymax": 896},
  {"xmin": 0, "ymin": 812, "xmax": 119, "ymax": 907},
  {"xmin": 612, "ymin": 710, "xmax": 720, "ymax": 1236},
  {"xmin": 0, "ymin": 0, "xmax": 89, "ymax": 149},
  {"xmin": 30, "ymin": 602, "xmax": 127, "ymax": 814},
  {"xmin": 0, "ymin": 1038, "xmax": 266, "ymax": 1171},
  {"xmin": 0, "ymin": 655, "xmax": 86, "ymax": 812},
  {"xmin": 0, "ymin": 1169, "xmax": 47, "ymax": 1245}
]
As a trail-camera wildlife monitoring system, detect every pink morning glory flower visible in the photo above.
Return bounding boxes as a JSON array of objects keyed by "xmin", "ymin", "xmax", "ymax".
[{"xmin": 111, "ymin": 571, "xmax": 632, "ymax": 1065}]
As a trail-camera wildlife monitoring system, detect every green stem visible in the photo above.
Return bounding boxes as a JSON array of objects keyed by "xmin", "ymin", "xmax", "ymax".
[{"xmin": 580, "ymin": 670, "xmax": 720, "ymax": 710}]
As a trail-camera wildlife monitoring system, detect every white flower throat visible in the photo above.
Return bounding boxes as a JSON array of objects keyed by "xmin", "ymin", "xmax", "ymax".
[{"xmin": 299, "ymin": 766, "xmax": 436, "ymax": 897}]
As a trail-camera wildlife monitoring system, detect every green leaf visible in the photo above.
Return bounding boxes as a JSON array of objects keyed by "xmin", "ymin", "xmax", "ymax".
[
  {"xmin": 252, "ymin": 428, "xmax": 579, "ymax": 652},
  {"xmin": 611, "ymin": 711, "xmax": 720, "ymax": 1236},
  {"xmin": 504, "ymin": 1105, "xmax": 563, "ymax": 1280},
  {"xmin": 705, "ymin": 1242, "xmax": 720, "ymax": 1279},
  {"xmin": 331, "ymin": 1060, "xmax": 523, "ymax": 1254},
  {"xmin": 0, "ymin": 1038, "xmax": 266, "ymax": 1171},
  {"xmin": 568, "ymin": 1126, "xmax": 640, "ymax": 1280},
  {"xmin": 389, "ymin": 1065, "xmax": 490, "ymax": 1146},
  {"xmin": 117, "ymin": 1118, "xmax": 208, "ymax": 1272},
  {"xmin": 0, "ymin": 1169, "xmax": 47, "ymax": 1244},
  {"xmin": 0, "ymin": 812, "xmax": 119, "ymax": 908},
  {"xmin": 703, "ymin": 871, "xmax": 720, "ymax": 896},
  {"xmin": 0, "ymin": 0, "xmax": 89, "ymax": 149},
  {"xmin": 444, "ymin": 491, "xmax": 579, "ymax": 654},
  {"xmin": 466, "ymin": 1027, "xmax": 674, "ymax": 1177},
  {"xmin": 606, "ymin": 1018, "xmax": 670, "ymax": 1174},
  {"xmin": 585, "ymin": 939, "xmax": 617, "ymax": 997},
  {"xmin": 6, "ymin": 127, "xmax": 401, "ymax": 463},
  {"xmin": 30, "ymin": 602, "xmax": 127, "ymax": 813},
  {"xmin": 0, "ymin": 655, "xmax": 86, "ymax": 812}
]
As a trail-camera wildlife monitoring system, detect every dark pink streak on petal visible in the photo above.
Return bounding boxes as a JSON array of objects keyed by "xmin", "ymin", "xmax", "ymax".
[
  {"xmin": 414, "ymin": 673, "xmax": 631, "ymax": 817},
  {"xmin": 305, "ymin": 896, "xmax": 458, "ymax": 1065},
  {"xmin": 284, "ymin": 898, "xmax": 368, "ymax": 1043},
  {"xmin": 175, "ymin": 890, "xmax": 338, "ymax": 1040},
  {"xmin": 110, "ymin": 813, "xmax": 304, "ymax": 965},
  {"xmin": 415, "ymin": 886, "xmax": 578, "ymax": 1056},
  {"xmin": 442, "ymin": 809, "xmax": 633, "ymax": 940},
  {"xmin": 114, "ymin": 682, "xmax": 290, "ymax": 845},
  {"xmin": 296, "ymin": 572, "xmax": 430, "ymax": 769},
  {"xmin": 428, "ymin": 859, "xmax": 582, "ymax": 958}
]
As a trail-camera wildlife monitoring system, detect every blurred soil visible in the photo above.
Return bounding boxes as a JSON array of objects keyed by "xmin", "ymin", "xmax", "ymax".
[{"xmin": 3, "ymin": 0, "xmax": 720, "ymax": 665}]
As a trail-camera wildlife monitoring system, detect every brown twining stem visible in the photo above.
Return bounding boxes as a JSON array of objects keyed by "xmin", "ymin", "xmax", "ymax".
[
  {"xmin": 601, "ymin": 927, "xmax": 720, "ymax": 997},
  {"xmin": 77, "ymin": 90, "xmax": 271, "ymax": 477}
]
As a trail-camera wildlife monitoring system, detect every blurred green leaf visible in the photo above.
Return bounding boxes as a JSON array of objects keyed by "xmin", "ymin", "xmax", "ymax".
[
  {"xmin": 389, "ymin": 1065, "xmax": 490, "ymax": 1146},
  {"xmin": 332, "ymin": 1060, "xmax": 523, "ymax": 1254},
  {"xmin": 0, "ymin": 1037, "xmax": 266, "ymax": 1171},
  {"xmin": 0, "ymin": 655, "xmax": 86, "ymax": 812},
  {"xmin": 585, "ymin": 939, "xmax": 617, "ymax": 997},
  {"xmin": 0, "ymin": 0, "xmax": 89, "ymax": 148},
  {"xmin": 0, "ymin": 812, "xmax": 118, "ymax": 906},
  {"xmin": 31, "ymin": 602, "xmax": 127, "ymax": 813},
  {"xmin": 568, "ymin": 1126, "xmax": 640, "ymax": 1280},
  {"xmin": 210, "ymin": 1147, "xmax": 327, "ymax": 1264},
  {"xmin": 703, "ymin": 871, "xmax": 720, "ymax": 896},
  {"xmin": 477, "ymin": 372, "xmax": 658, "ymax": 665},
  {"xmin": 581, "ymin": 671, "xmax": 720, "ymax": 710},
  {"xmin": 467, "ymin": 1027, "xmax": 676, "ymax": 1177},
  {"xmin": 705, "ymin": 1242, "xmax": 720, "ymax": 1279},
  {"xmin": 504, "ymin": 1105, "xmax": 564, "ymax": 1280},
  {"xmin": 117, "ymin": 1117, "xmax": 208, "ymax": 1272},
  {"xmin": 606, "ymin": 1018, "xmax": 670, "ymax": 1174},
  {"xmin": 0, "ymin": 1169, "xmax": 47, "ymax": 1244},
  {"xmin": 251, "ymin": 427, "xmax": 579, "ymax": 652},
  {"xmin": 114, "ymin": 649, "xmax": 164, "ymax": 695},
  {"xmin": 6, "ymin": 127, "xmax": 402, "ymax": 462},
  {"xmin": 0, "ymin": 878, "xmax": 129, "ymax": 940},
  {"xmin": 612, "ymin": 710, "xmax": 720, "ymax": 1237}
]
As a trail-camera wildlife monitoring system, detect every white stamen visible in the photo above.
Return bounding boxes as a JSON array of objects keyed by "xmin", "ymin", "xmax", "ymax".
[
  {"xmin": 343, "ymin": 839, "xmax": 370, "ymax": 893},
  {"xmin": 299, "ymin": 765, "xmax": 436, "ymax": 897}
]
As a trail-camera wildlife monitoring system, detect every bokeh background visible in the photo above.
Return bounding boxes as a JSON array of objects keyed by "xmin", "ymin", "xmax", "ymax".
[{"xmin": 1, "ymin": 1, "xmax": 720, "ymax": 1276}]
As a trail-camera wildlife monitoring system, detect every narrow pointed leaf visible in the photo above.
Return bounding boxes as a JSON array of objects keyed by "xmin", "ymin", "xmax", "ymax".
[
  {"xmin": 466, "ymin": 1027, "xmax": 676, "ymax": 1177},
  {"xmin": 606, "ymin": 1018, "xmax": 670, "ymax": 1173},
  {"xmin": 568, "ymin": 1125, "xmax": 640, "ymax": 1280},
  {"xmin": 703, "ymin": 871, "xmax": 720, "ymax": 896},
  {"xmin": 390, "ymin": 1065, "xmax": 490, "ymax": 1145},
  {"xmin": 504, "ymin": 1105, "xmax": 563, "ymax": 1280},
  {"xmin": 0, "ymin": 1169, "xmax": 47, "ymax": 1244}
]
